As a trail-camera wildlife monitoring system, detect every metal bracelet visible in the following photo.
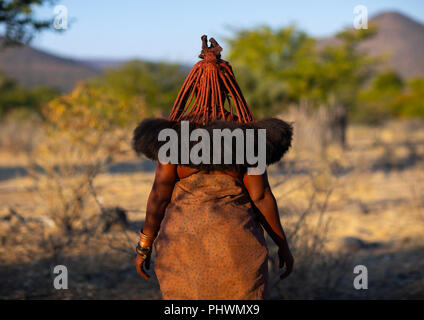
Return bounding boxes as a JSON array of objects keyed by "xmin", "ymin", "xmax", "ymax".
[
  {"xmin": 136, "ymin": 244, "xmax": 151, "ymax": 253},
  {"xmin": 137, "ymin": 252, "xmax": 148, "ymax": 259},
  {"xmin": 136, "ymin": 243, "xmax": 151, "ymax": 257}
]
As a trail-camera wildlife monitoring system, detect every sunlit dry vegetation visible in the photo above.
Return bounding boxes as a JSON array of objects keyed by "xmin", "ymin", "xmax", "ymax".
[
  {"xmin": 0, "ymin": 20, "xmax": 423, "ymax": 299},
  {"xmin": 1, "ymin": 115, "xmax": 423, "ymax": 299}
]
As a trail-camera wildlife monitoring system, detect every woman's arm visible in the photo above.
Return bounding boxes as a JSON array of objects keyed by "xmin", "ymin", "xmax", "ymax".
[
  {"xmin": 142, "ymin": 162, "xmax": 178, "ymax": 237},
  {"xmin": 243, "ymin": 171, "xmax": 294, "ymax": 279},
  {"xmin": 136, "ymin": 162, "xmax": 177, "ymax": 280}
]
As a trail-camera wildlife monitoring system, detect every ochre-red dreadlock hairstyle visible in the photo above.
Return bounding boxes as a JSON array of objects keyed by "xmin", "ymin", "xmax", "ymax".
[
  {"xmin": 132, "ymin": 35, "xmax": 293, "ymax": 170},
  {"xmin": 168, "ymin": 35, "xmax": 254, "ymax": 124}
]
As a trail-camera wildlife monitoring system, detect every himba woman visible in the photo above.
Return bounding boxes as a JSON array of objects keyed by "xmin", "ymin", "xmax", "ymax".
[{"xmin": 132, "ymin": 35, "xmax": 294, "ymax": 300}]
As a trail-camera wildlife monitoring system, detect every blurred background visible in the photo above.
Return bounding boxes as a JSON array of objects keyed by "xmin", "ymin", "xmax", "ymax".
[{"xmin": 0, "ymin": 0, "xmax": 423, "ymax": 299}]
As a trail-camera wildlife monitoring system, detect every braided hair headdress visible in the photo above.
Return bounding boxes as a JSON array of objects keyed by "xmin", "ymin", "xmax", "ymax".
[
  {"xmin": 169, "ymin": 35, "xmax": 253, "ymax": 124},
  {"xmin": 132, "ymin": 35, "xmax": 293, "ymax": 172}
]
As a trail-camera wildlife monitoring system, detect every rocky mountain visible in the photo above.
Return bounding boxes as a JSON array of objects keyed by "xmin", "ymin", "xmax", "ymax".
[{"xmin": 318, "ymin": 11, "xmax": 424, "ymax": 79}]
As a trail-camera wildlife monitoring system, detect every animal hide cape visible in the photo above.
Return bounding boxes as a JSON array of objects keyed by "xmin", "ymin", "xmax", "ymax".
[{"xmin": 132, "ymin": 117, "xmax": 293, "ymax": 172}]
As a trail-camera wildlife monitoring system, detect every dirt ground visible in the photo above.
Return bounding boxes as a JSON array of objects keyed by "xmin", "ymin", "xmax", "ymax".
[{"xmin": 0, "ymin": 120, "xmax": 423, "ymax": 299}]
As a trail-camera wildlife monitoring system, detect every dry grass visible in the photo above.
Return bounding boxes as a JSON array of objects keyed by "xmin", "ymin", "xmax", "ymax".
[{"xmin": 0, "ymin": 118, "xmax": 423, "ymax": 299}]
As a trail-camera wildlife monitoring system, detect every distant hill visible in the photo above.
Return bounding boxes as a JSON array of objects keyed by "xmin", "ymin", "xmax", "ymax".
[
  {"xmin": 318, "ymin": 11, "xmax": 424, "ymax": 79},
  {"xmin": 79, "ymin": 58, "xmax": 192, "ymax": 73},
  {"xmin": 0, "ymin": 39, "xmax": 101, "ymax": 92},
  {"xmin": 78, "ymin": 58, "xmax": 127, "ymax": 71}
]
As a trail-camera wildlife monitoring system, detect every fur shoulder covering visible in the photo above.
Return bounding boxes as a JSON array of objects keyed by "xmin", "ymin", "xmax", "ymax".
[{"xmin": 132, "ymin": 117, "xmax": 293, "ymax": 172}]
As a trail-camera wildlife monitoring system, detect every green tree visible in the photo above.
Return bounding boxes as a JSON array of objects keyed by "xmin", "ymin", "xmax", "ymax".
[
  {"xmin": 226, "ymin": 26, "xmax": 316, "ymax": 117},
  {"xmin": 227, "ymin": 25, "xmax": 376, "ymax": 147},
  {"xmin": 0, "ymin": 0, "xmax": 58, "ymax": 45},
  {"xmin": 311, "ymin": 28, "xmax": 376, "ymax": 145},
  {"xmin": 0, "ymin": 71, "xmax": 58, "ymax": 117},
  {"xmin": 0, "ymin": 71, "xmax": 29, "ymax": 115},
  {"xmin": 393, "ymin": 78, "xmax": 424, "ymax": 118},
  {"xmin": 356, "ymin": 71, "xmax": 404, "ymax": 124}
]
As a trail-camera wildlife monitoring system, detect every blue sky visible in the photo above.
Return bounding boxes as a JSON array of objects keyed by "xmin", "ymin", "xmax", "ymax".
[{"xmin": 33, "ymin": 0, "xmax": 424, "ymax": 64}]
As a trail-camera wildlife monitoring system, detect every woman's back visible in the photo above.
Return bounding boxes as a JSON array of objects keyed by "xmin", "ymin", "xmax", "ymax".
[{"xmin": 154, "ymin": 165, "xmax": 269, "ymax": 299}]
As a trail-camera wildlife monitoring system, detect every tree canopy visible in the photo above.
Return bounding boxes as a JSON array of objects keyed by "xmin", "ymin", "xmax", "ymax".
[
  {"xmin": 0, "ymin": 0, "xmax": 56, "ymax": 45},
  {"xmin": 226, "ymin": 25, "xmax": 376, "ymax": 118}
]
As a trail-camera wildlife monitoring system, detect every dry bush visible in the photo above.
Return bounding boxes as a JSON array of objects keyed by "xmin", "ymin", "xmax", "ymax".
[
  {"xmin": 406, "ymin": 163, "xmax": 424, "ymax": 225},
  {"xmin": 268, "ymin": 168, "xmax": 353, "ymax": 299},
  {"xmin": 1, "ymin": 84, "xmax": 146, "ymax": 299},
  {"xmin": 0, "ymin": 115, "xmax": 43, "ymax": 154},
  {"xmin": 25, "ymin": 83, "xmax": 145, "ymax": 234},
  {"xmin": 283, "ymin": 102, "xmax": 347, "ymax": 159},
  {"xmin": 26, "ymin": 131, "xmax": 122, "ymax": 233}
]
